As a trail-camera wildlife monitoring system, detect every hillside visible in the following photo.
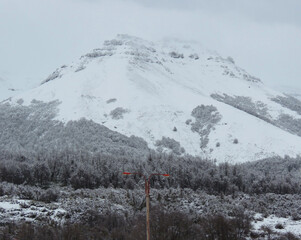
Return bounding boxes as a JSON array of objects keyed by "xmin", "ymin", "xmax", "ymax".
[{"xmin": 2, "ymin": 34, "xmax": 301, "ymax": 163}]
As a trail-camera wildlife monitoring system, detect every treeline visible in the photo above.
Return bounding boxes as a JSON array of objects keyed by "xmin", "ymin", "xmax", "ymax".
[{"xmin": 0, "ymin": 148, "xmax": 300, "ymax": 196}]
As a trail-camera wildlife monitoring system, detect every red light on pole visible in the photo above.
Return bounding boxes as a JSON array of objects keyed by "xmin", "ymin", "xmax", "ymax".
[{"xmin": 123, "ymin": 172, "xmax": 132, "ymax": 175}]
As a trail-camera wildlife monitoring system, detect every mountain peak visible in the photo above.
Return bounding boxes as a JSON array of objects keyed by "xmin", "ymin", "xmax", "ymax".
[{"xmin": 42, "ymin": 35, "xmax": 261, "ymax": 87}]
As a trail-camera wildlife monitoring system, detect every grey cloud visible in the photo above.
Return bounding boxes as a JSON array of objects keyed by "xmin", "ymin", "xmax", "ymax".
[{"xmin": 127, "ymin": 0, "xmax": 301, "ymax": 26}]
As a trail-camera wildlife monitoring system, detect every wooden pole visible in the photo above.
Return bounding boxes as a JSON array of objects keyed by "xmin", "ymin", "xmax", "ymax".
[
  {"xmin": 122, "ymin": 172, "xmax": 170, "ymax": 240},
  {"xmin": 146, "ymin": 190, "xmax": 150, "ymax": 240}
]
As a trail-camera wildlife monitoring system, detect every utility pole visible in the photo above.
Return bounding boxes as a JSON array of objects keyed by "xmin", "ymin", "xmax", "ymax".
[
  {"xmin": 145, "ymin": 179, "xmax": 150, "ymax": 240},
  {"xmin": 123, "ymin": 172, "xmax": 170, "ymax": 240}
]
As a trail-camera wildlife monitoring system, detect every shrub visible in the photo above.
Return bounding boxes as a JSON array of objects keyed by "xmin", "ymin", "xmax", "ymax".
[
  {"xmin": 198, "ymin": 212, "xmax": 251, "ymax": 240},
  {"xmin": 227, "ymin": 56, "xmax": 235, "ymax": 64},
  {"xmin": 185, "ymin": 119, "xmax": 192, "ymax": 125},
  {"xmin": 155, "ymin": 137, "xmax": 185, "ymax": 155},
  {"xmin": 281, "ymin": 232, "xmax": 300, "ymax": 240},
  {"xmin": 291, "ymin": 212, "xmax": 301, "ymax": 221},
  {"xmin": 38, "ymin": 188, "xmax": 59, "ymax": 203},
  {"xmin": 275, "ymin": 223, "xmax": 284, "ymax": 229},
  {"xmin": 106, "ymin": 98, "xmax": 117, "ymax": 104},
  {"xmin": 189, "ymin": 54, "xmax": 199, "ymax": 60},
  {"xmin": 110, "ymin": 107, "xmax": 129, "ymax": 119},
  {"xmin": 169, "ymin": 52, "xmax": 184, "ymax": 59}
]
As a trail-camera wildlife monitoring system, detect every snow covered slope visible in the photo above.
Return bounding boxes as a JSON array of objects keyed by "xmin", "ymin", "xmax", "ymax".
[{"xmin": 5, "ymin": 35, "xmax": 301, "ymax": 163}]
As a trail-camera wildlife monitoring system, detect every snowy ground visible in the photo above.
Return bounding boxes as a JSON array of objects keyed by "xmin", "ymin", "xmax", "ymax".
[
  {"xmin": 0, "ymin": 197, "xmax": 66, "ymax": 223},
  {"xmin": 252, "ymin": 213, "xmax": 301, "ymax": 237}
]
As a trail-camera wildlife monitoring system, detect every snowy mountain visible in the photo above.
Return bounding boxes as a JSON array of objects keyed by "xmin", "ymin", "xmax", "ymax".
[{"xmin": 3, "ymin": 34, "xmax": 301, "ymax": 163}]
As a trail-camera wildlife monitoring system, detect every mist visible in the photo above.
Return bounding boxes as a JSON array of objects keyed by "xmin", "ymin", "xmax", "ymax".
[{"xmin": 0, "ymin": 0, "xmax": 300, "ymax": 91}]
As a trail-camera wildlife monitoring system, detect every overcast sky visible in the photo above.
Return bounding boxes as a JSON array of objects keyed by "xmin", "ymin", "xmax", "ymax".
[{"xmin": 1, "ymin": 0, "xmax": 300, "ymax": 91}]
